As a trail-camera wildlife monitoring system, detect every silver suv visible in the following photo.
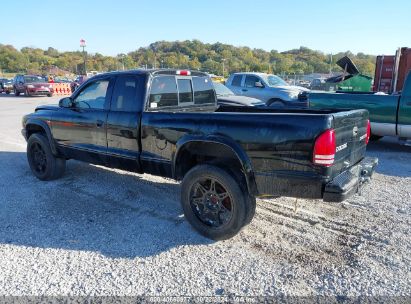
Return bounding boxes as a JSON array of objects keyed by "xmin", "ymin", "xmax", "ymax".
[{"xmin": 226, "ymin": 72, "xmax": 309, "ymax": 107}]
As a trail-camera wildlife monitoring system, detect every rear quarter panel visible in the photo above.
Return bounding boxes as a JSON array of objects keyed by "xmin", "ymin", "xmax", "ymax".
[{"xmin": 141, "ymin": 111, "xmax": 333, "ymax": 197}]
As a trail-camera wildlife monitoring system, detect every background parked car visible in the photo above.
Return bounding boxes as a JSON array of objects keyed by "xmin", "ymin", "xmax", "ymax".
[
  {"xmin": 309, "ymin": 78, "xmax": 326, "ymax": 90},
  {"xmin": 226, "ymin": 72, "xmax": 309, "ymax": 107},
  {"xmin": 0, "ymin": 78, "xmax": 13, "ymax": 94},
  {"xmin": 13, "ymin": 75, "xmax": 54, "ymax": 97},
  {"xmin": 213, "ymin": 82, "xmax": 265, "ymax": 107}
]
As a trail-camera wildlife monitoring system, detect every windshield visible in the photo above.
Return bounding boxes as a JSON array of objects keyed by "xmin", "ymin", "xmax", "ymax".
[
  {"xmin": 262, "ymin": 74, "xmax": 288, "ymax": 87},
  {"xmin": 24, "ymin": 76, "xmax": 45, "ymax": 83},
  {"xmin": 213, "ymin": 82, "xmax": 234, "ymax": 96}
]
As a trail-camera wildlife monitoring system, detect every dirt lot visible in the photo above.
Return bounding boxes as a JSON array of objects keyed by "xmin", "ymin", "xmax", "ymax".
[{"xmin": 0, "ymin": 94, "xmax": 410, "ymax": 298}]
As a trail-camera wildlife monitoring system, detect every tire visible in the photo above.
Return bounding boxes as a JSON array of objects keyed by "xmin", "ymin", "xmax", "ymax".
[
  {"xmin": 27, "ymin": 133, "xmax": 66, "ymax": 181},
  {"xmin": 181, "ymin": 164, "xmax": 252, "ymax": 240},
  {"xmin": 6, "ymin": 91, "xmax": 10, "ymax": 94},
  {"xmin": 244, "ymin": 195, "xmax": 256, "ymax": 225},
  {"xmin": 47, "ymin": 93, "xmax": 52, "ymax": 97},
  {"xmin": 370, "ymin": 134, "xmax": 383, "ymax": 141},
  {"xmin": 25, "ymin": 89, "xmax": 31, "ymax": 97},
  {"xmin": 15, "ymin": 89, "xmax": 20, "ymax": 96}
]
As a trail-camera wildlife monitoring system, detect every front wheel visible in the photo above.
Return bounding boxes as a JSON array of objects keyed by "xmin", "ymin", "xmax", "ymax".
[
  {"xmin": 27, "ymin": 133, "xmax": 66, "ymax": 181},
  {"xmin": 15, "ymin": 89, "xmax": 20, "ymax": 96},
  {"xmin": 181, "ymin": 165, "xmax": 252, "ymax": 240}
]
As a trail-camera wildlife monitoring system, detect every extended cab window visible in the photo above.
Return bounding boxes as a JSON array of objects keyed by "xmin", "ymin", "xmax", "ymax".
[
  {"xmin": 149, "ymin": 76, "xmax": 178, "ymax": 108},
  {"xmin": 192, "ymin": 76, "xmax": 216, "ymax": 104},
  {"xmin": 73, "ymin": 80, "xmax": 109, "ymax": 109},
  {"xmin": 231, "ymin": 75, "xmax": 242, "ymax": 87},
  {"xmin": 177, "ymin": 79, "xmax": 193, "ymax": 104},
  {"xmin": 245, "ymin": 75, "xmax": 260, "ymax": 88},
  {"xmin": 111, "ymin": 75, "xmax": 140, "ymax": 112}
]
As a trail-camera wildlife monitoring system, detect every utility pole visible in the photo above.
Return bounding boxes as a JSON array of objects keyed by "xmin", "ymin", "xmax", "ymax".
[
  {"xmin": 80, "ymin": 39, "xmax": 87, "ymax": 75},
  {"xmin": 222, "ymin": 58, "xmax": 226, "ymax": 77},
  {"xmin": 119, "ymin": 54, "xmax": 125, "ymax": 70},
  {"xmin": 329, "ymin": 53, "xmax": 333, "ymax": 75}
]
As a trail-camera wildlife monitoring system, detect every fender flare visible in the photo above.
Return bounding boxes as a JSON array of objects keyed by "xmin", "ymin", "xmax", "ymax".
[
  {"xmin": 173, "ymin": 134, "xmax": 258, "ymax": 195},
  {"xmin": 25, "ymin": 119, "xmax": 58, "ymax": 155}
]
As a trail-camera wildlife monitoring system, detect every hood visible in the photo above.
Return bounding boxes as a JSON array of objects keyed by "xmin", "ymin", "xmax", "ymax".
[
  {"xmin": 275, "ymin": 85, "xmax": 310, "ymax": 92},
  {"xmin": 35, "ymin": 105, "xmax": 60, "ymax": 112},
  {"xmin": 217, "ymin": 95, "xmax": 265, "ymax": 106},
  {"xmin": 28, "ymin": 82, "xmax": 51, "ymax": 87}
]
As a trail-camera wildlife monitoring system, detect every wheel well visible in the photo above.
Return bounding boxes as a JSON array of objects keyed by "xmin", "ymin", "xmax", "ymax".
[
  {"xmin": 26, "ymin": 124, "xmax": 46, "ymax": 139},
  {"xmin": 268, "ymin": 98, "xmax": 284, "ymax": 105},
  {"xmin": 175, "ymin": 142, "xmax": 248, "ymax": 189}
]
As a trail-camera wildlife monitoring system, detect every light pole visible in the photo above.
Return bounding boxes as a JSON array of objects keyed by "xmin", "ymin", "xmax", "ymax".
[
  {"xmin": 118, "ymin": 54, "xmax": 126, "ymax": 70},
  {"xmin": 329, "ymin": 53, "xmax": 333, "ymax": 75},
  {"xmin": 222, "ymin": 58, "xmax": 226, "ymax": 77},
  {"xmin": 80, "ymin": 39, "xmax": 87, "ymax": 75}
]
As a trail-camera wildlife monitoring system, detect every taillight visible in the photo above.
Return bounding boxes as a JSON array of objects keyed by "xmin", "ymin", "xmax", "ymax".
[
  {"xmin": 176, "ymin": 70, "xmax": 191, "ymax": 76},
  {"xmin": 313, "ymin": 129, "xmax": 336, "ymax": 166},
  {"xmin": 366, "ymin": 120, "xmax": 371, "ymax": 144}
]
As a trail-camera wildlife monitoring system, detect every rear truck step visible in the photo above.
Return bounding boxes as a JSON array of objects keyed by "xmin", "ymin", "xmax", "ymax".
[{"xmin": 323, "ymin": 157, "xmax": 378, "ymax": 202}]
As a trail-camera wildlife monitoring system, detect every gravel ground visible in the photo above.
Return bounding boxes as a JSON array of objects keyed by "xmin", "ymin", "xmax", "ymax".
[{"xmin": 0, "ymin": 94, "xmax": 410, "ymax": 298}]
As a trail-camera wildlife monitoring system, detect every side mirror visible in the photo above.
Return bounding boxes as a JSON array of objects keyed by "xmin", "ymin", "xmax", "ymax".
[
  {"xmin": 59, "ymin": 97, "xmax": 73, "ymax": 108},
  {"xmin": 255, "ymin": 81, "xmax": 264, "ymax": 88}
]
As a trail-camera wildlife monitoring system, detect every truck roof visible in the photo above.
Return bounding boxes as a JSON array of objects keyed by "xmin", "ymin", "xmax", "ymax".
[
  {"xmin": 88, "ymin": 69, "xmax": 209, "ymax": 78},
  {"xmin": 231, "ymin": 72, "xmax": 270, "ymax": 76}
]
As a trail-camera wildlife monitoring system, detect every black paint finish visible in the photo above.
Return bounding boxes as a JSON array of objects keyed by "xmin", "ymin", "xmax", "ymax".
[{"xmin": 22, "ymin": 69, "xmax": 376, "ymax": 201}]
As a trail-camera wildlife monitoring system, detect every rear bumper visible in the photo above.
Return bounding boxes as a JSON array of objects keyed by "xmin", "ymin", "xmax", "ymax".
[
  {"xmin": 254, "ymin": 157, "xmax": 378, "ymax": 202},
  {"xmin": 323, "ymin": 157, "xmax": 378, "ymax": 202}
]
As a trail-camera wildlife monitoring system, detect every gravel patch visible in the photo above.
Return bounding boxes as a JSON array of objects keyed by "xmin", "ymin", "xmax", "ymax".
[{"xmin": 0, "ymin": 95, "xmax": 410, "ymax": 298}]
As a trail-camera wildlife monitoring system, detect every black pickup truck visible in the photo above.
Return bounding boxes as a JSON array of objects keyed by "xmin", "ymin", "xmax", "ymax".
[{"xmin": 22, "ymin": 69, "xmax": 378, "ymax": 240}]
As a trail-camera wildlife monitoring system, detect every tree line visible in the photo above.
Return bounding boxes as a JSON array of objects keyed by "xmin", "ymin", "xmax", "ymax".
[{"xmin": 0, "ymin": 40, "xmax": 376, "ymax": 77}]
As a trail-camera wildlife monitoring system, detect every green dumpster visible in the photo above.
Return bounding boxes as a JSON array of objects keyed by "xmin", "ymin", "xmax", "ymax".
[{"xmin": 325, "ymin": 74, "xmax": 372, "ymax": 92}]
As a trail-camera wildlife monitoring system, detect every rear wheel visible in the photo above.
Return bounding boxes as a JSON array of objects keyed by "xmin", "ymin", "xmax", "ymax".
[
  {"xmin": 181, "ymin": 165, "xmax": 252, "ymax": 240},
  {"xmin": 27, "ymin": 133, "xmax": 66, "ymax": 181}
]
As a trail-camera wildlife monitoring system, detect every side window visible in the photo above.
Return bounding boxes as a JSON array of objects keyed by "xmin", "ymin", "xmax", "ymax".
[
  {"xmin": 245, "ymin": 75, "xmax": 259, "ymax": 88},
  {"xmin": 231, "ymin": 75, "xmax": 243, "ymax": 87},
  {"xmin": 177, "ymin": 79, "xmax": 193, "ymax": 104},
  {"xmin": 111, "ymin": 75, "xmax": 140, "ymax": 112},
  {"xmin": 149, "ymin": 76, "xmax": 178, "ymax": 108},
  {"xmin": 192, "ymin": 76, "xmax": 216, "ymax": 104},
  {"xmin": 73, "ymin": 79, "xmax": 109, "ymax": 109}
]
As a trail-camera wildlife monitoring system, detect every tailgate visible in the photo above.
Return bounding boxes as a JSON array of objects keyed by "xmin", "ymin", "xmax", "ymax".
[{"xmin": 331, "ymin": 109, "xmax": 369, "ymax": 176}]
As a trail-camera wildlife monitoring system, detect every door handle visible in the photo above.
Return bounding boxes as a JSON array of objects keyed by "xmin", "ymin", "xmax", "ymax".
[{"xmin": 96, "ymin": 120, "xmax": 104, "ymax": 127}]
